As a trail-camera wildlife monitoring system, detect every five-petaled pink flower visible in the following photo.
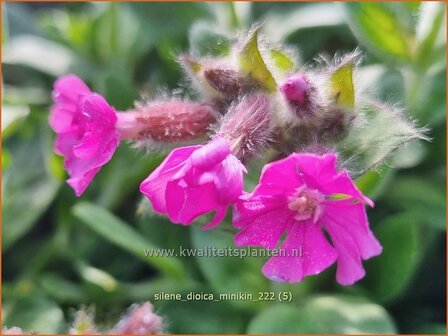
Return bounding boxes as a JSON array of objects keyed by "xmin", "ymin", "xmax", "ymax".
[
  {"xmin": 140, "ymin": 136, "xmax": 246, "ymax": 229},
  {"xmin": 50, "ymin": 75, "xmax": 119, "ymax": 196},
  {"xmin": 233, "ymin": 152, "xmax": 382, "ymax": 285}
]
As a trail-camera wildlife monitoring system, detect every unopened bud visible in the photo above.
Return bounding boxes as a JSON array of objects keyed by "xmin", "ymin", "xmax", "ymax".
[
  {"xmin": 112, "ymin": 302, "xmax": 163, "ymax": 334},
  {"xmin": 317, "ymin": 108, "xmax": 354, "ymax": 142},
  {"xmin": 218, "ymin": 94, "xmax": 274, "ymax": 160},
  {"xmin": 116, "ymin": 101, "xmax": 218, "ymax": 145},
  {"xmin": 203, "ymin": 68, "xmax": 242, "ymax": 96},
  {"xmin": 70, "ymin": 308, "xmax": 97, "ymax": 335},
  {"xmin": 280, "ymin": 74, "xmax": 308, "ymax": 104},
  {"xmin": 279, "ymin": 73, "xmax": 322, "ymax": 123}
]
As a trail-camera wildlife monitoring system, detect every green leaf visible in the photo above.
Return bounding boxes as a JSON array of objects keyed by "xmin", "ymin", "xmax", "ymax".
[
  {"xmin": 247, "ymin": 304, "xmax": 321, "ymax": 333},
  {"xmin": 337, "ymin": 102, "xmax": 428, "ymax": 176},
  {"xmin": 410, "ymin": 68, "xmax": 446, "ymax": 125},
  {"xmin": 1, "ymin": 104, "xmax": 30, "ymax": 138},
  {"xmin": 72, "ymin": 202, "xmax": 186, "ymax": 279},
  {"xmin": 93, "ymin": 147, "xmax": 164, "ymax": 210},
  {"xmin": 344, "ymin": 3, "xmax": 412, "ymax": 63},
  {"xmin": 382, "ymin": 176, "xmax": 446, "ymax": 231},
  {"xmin": 2, "ymin": 295, "xmax": 64, "ymax": 333},
  {"xmin": 158, "ymin": 286, "xmax": 245, "ymax": 334},
  {"xmin": 189, "ymin": 20, "xmax": 231, "ymax": 56},
  {"xmin": 3, "ymin": 35, "xmax": 76, "ymax": 76},
  {"xmin": 355, "ymin": 165, "xmax": 394, "ymax": 200},
  {"xmin": 304, "ymin": 295, "xmax": 396, "ymax": 333},
  {"xmin": 415, "ymin": 2, "xmax": 446, "ymax": 70},
  {"xmin": 329, "ymin": 57, "xmax": 355, "ymax": 108},
  {"xmin": 191, "ymin": 225, "xmax": 269, "ymax": 310},
  {"xmin": 2, "ymin": 120, "xmax": 61, "ymax": 251},
  {"xmin": 39, "ymin": 273, "xmax": 87, "ymax": 304},
  {"xmin": 248, "ymin": 295, "xmax": 396, "ymax": 333},
  {"xmin": 128, "ymin": 2, "xmax": 213, "ymax": 42},
  {"xmin": 264, "ymin": 3, "xmax": 345, "ymax": 41},
  {"xmin": 363, "ymin": 214, "xmax": 422, "ymax": 302},
  {"xmin": 270, "ymin": 49, "xmax": 295, "ymax": 74},
  {"xmin": 94, "ymin": 70, "xmax": 138, "ymax": 111},
  {"xmin": 239, "ymin": 28, "xmax": 277, "ymax": 92}
]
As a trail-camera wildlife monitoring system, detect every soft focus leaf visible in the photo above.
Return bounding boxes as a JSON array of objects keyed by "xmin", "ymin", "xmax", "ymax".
[
  {"xmin": 2, "ymin": 120, "xmax": 61, "ymax": 251},
  {"xmin": 1, "ymin": 104, "xmax": 30, "ymax": 137},
  {"xmin": 128, "ymin": 2, "xmax": 213, "ymax": 42},
  {"xmin": 355, "ymin": 165, "xmax": 394, "ymax": 200},
  {"xmin": 264, "ymin": 3, "xmax": 345, "ymax": 41},
  {"xmin": 239, "ymin": 28, "xmax": 277, "ymax": 92},
  {"xmin": 382, "ymin": 176, "xmax": 446, "ymax": 231},
  {"xmin": 189, "ymin": 20, "xmax": 231, "ymax": 56},
  {"xmin": 364, "ymin": 214, "xmax": 422, "ymax": 302},
  {"xmin": 3, "ymin": 35, "xmax": 76, "ymax": 76},
  {"xmin": 248, "ymin": 295, "xmax": 396, "ymax": 333},
  {"xmin": 39, "ymin": 273, "xmax": 87, "ymax": 304},
  {"xmin": 304, "ymin": 295, "xmax": 396, "ymax": 333},
  {"xmin": 158, "ymin": 286, "xmax": 246, "ymax": 334},
  {"xmin": 337, "ymin": 102, "xmax": 428, "ymax": 176},
  {"xmin": 344, "ymin": 3, "xmax": 412, "ymax": 63},
  {"xmin": 2, "ymin": 295, "xmax": 64, "ymax": 333},
  {"xmin": 247, "ymin": 304, "xmax": 320, "ymax": 333},
  {"xmin": 410, "ymin": 68, "xmax": 446, "ymax": 125},
  {"xmin": 191, "ymin": 225, "xmax": 269, "ymax": 310},
  {"xmin": 73, "ymin": 202, "xmax": 186, "ymax": 279},
  {"xmin": 415, "ymin": 2, "xmax": 446, "ymax": 70}
]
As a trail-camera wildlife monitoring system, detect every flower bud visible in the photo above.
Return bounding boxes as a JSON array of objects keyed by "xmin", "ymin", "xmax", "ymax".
[
  {"xmin": 116, "ymin": 100, "xmax": 218, "ymax": 146},
  {"xmin": 2, "ymin": 327, "xmax": 24, "ymax": 335},
  {"xmin": 279, "ymin": 73, "xmax": 323, "ymax": 123},
  {"xmin": 218, "ymin": 93, "xmax": 274, "ymax": 160},
  {"xmin": 69, "ymin": 308, "xmax": 97, "ymax": 335},
  {"xmin": 112, "ymin": 302, "xmax": 163, "ymax": 334},
  {"xmin": 280, "ymin": 74, "xmax": 308, "ymax": 104}
]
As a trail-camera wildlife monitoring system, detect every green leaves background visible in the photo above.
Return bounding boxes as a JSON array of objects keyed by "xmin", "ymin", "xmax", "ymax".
[{"xmin": 2, "ymin": 2, "xmax": 446, "ymax": 334}]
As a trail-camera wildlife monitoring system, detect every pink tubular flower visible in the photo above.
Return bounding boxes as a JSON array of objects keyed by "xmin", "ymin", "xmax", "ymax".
[
  {"xmin": 140, "ymin": 137, "xmax": 246, "ymax": 229},
  {"xmin": 50, "ymin": 75, "xmax": 119, "ymax": 196},
  {"xmin": 233, "ymin": 152, "xmax": 382, "ymax": 285}
]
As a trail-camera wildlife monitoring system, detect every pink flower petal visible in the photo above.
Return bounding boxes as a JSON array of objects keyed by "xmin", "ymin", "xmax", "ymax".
[
  {"xmin": 50, "ymin": 74, "xmax": 90, "ymax": 133},
  {"xmin": 323, "ymin": 202, "xmax": 382, "ymax": 260},
  {"xmin": 262, "ymin": 220, "xmax": 337, "ymax": 283},
  {"xmin": 140, "ymin": 146, "xmax": 200, "ymax": 213},
  {"xmin": 324, "ymin": 220, "xmax": 366, "ymax": 285},
  {"xmin": 140, "ymin": 137, "xmax": 244, "ymax": 227},
  {"xmin": 234, "ymin": 206, "xmax": 291, "ymax": 249}
]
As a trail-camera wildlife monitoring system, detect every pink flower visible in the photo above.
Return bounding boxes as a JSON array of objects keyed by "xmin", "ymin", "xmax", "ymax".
[
  {"xmin": 50, "ymin": 75, "xmax": 119, "ymax": 196},
  {"xmin": 233, "ymin": 152, "xmax": 382, "ymax": 285},
  {"xmin": 140, "ymin": 137, "xmax": 246, "ymax": 228},
  {"xmin": 113, "ymin": 302, "xmax": 163, "ymax": 334}
]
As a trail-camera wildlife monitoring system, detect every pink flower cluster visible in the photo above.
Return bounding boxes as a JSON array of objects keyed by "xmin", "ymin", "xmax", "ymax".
[{"xmin": 50, "ymin": 74, "xmax": 381, "ymax": 285}]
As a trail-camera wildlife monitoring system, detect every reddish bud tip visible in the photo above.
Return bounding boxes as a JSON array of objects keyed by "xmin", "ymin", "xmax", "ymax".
[{"xmin": 280, "ymin": 75, "xmax": 309, "ymax": 104}]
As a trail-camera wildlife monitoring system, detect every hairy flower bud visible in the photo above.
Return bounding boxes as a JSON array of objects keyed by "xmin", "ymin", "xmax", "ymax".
[
  {"xmin": 117, "ymin": 100, "xmax": 218, "ymax": 146},
  {"xmin": 279, "ymin": 73, "xmax": 323, "ymax": 123},
  {"xmin": 112, "ymin": 302, "xmax": 163, "ymax": 334},
  {"xmin": 69, "ymin": 308, "xmax": 97, "ymax": 335},
  {"xmin": 280, "ymin": 74, "xmax": 308, "ymax": 104},
  {"xmin": 2, "ymin": 327, "xmax": 24, "ymax": 335},
  {"xmin": 203, "ymin": 68, "xmax": 254, "ymax": 98},
  {"xmin": 218, "ymin": 93, "xmax": 274, "ymax": 161}
]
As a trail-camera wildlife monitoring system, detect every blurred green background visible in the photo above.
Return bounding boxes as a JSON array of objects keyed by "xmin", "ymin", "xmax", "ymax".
[{"xmin": 1, "ymin": 2, "xmax": 446, "ymax": 334}]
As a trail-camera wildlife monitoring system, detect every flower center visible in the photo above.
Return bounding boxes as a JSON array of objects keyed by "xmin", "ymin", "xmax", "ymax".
[{"xmin": 288, "ymin": 187, "xmax": 324, "ymax": 223}]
